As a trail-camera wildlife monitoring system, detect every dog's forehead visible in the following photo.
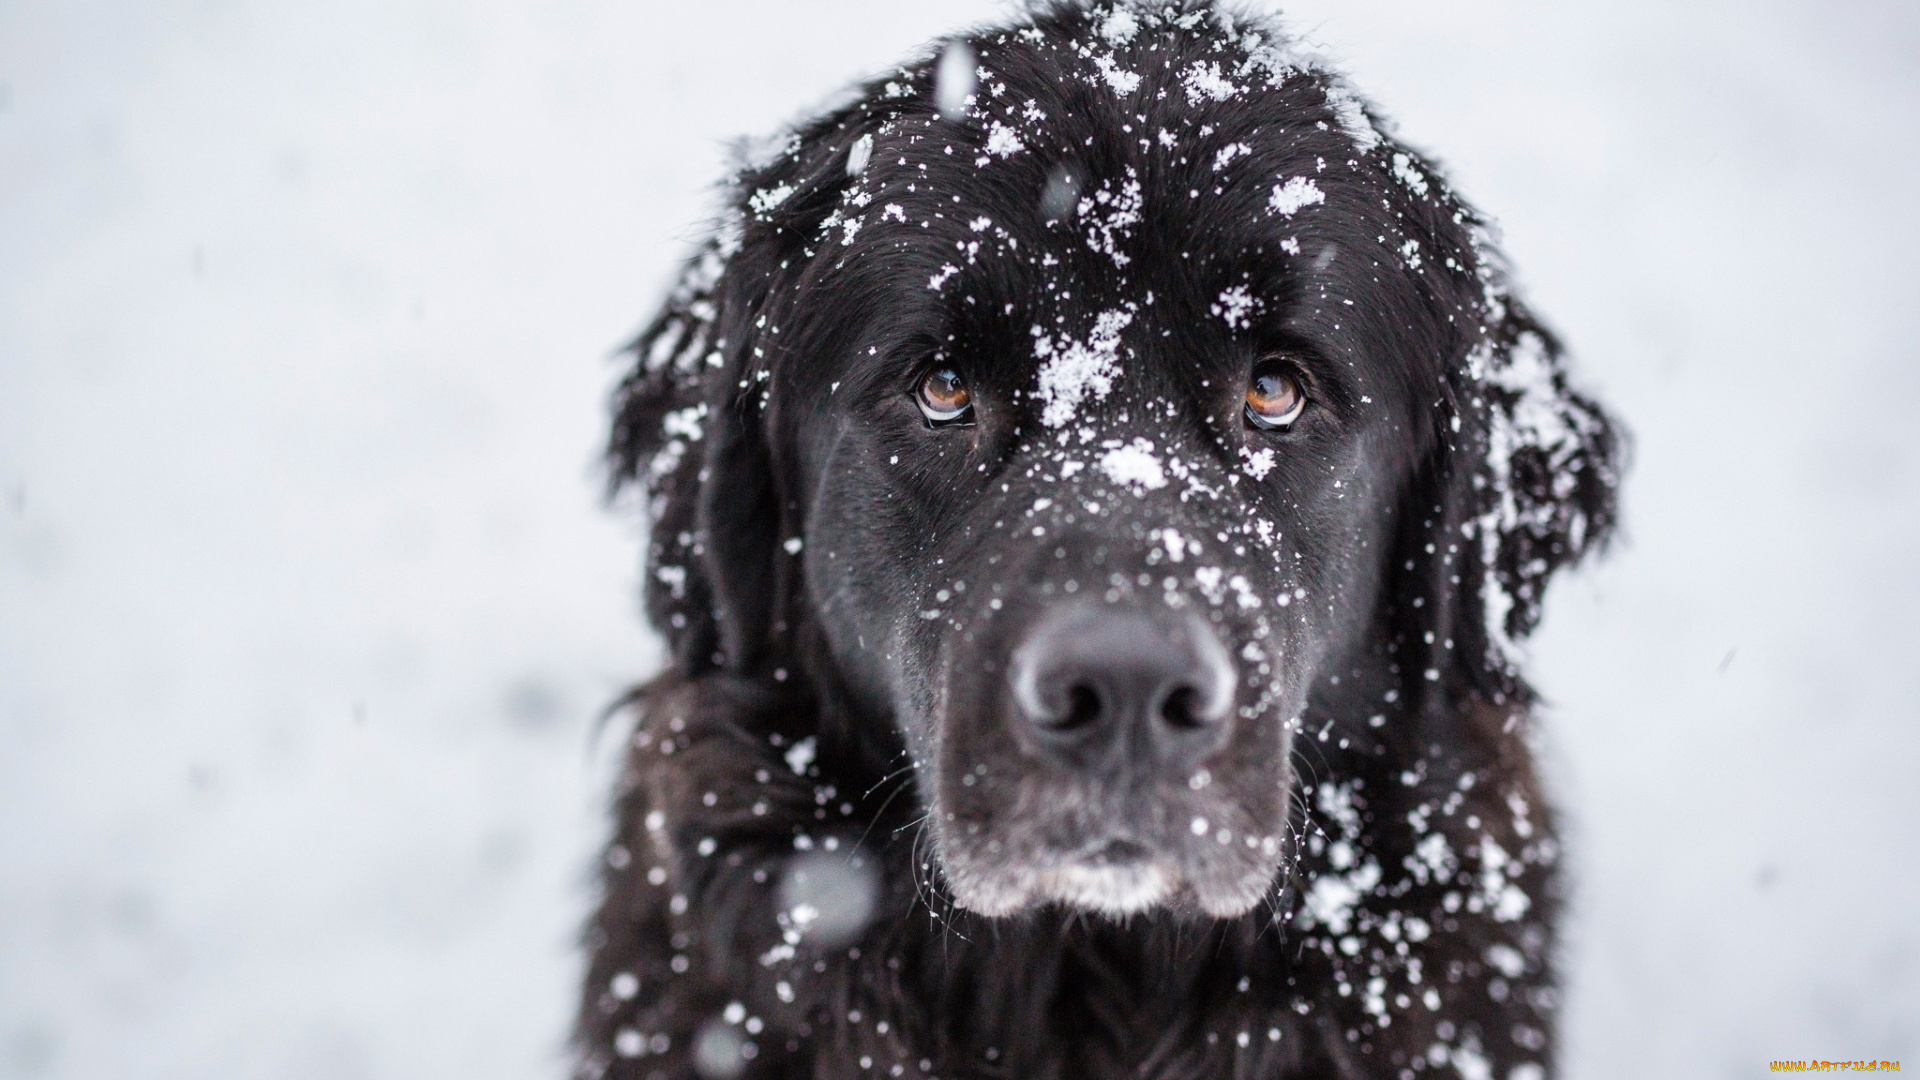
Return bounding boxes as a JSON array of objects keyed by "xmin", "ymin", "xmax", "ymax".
[
  {"xmin": 729, "ymin": 7, "xmax": 1477, "ymax": 472},
  {"xmin": 857, "ymin": 82, "xmax": 1340, "ymax": 266},
  {"xmin": 826, "ymin": 18, "xmax": 1401, "ymax": 375}
]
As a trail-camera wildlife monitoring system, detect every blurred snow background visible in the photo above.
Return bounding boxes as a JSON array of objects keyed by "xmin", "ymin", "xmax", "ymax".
[{"xmin": 1, "ymin": 0, "xmax": 1915, "ymax": 1076}]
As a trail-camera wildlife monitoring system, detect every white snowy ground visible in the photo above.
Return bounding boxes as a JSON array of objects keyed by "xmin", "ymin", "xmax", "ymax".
[{"xmin": 1, "ymin": 0, "xmax": 1915, "ymax": 1076}]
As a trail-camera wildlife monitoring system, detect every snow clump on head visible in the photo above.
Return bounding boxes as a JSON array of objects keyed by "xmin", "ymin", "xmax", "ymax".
[
  {"xmin": 1268, "ymin": 176, "xmax": 1324, "ymax": 217},
  {"xmin": 1076, "ymin": 168, "xmax": 1144, "ymax": 267},
  {"xmin": 1098, "ymin": 6, "xmax": 1139, "ymax": 44},
  {"xmin": 1033, "ymin": 307, "xmax": 1135, "ymax": 429}
]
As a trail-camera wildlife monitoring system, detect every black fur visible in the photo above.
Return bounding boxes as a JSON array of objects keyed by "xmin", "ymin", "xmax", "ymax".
[{"xmin": 579, "ymin": 4, "xmax": 1620, "ymax": 1078}]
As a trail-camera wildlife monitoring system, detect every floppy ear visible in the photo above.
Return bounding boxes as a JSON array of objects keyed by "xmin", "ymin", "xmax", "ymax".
[
  {"xmin": 1393, "ymin": 293, "xmax": 1623, "ymax": 708},
  {"xmin": 1463, "ymin": 300, "xmax": 1622, "ymax": 676},
  {"xmin": 607, "ymin": 234, "xmax": 733, "ymax": 672},
  {"xmin": 608, "ymin": 106, "xmax": 889, "ymax": 677}
]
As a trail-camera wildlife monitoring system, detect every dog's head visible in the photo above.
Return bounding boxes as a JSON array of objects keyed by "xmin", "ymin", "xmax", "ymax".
[{"xmin": 611, "ymin": 3, "xmax": 1618, "ymax": 920}]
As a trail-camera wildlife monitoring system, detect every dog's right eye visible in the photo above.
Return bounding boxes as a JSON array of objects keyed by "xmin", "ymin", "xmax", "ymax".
[{"xmin": 916, "ymin": 368, "xmax": 975, "ymax": 427}]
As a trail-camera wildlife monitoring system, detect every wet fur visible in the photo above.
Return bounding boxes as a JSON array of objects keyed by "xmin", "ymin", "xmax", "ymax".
[{"xmin": 577, "ymin": 4, "xmax": 1619, "ymax": 1078}]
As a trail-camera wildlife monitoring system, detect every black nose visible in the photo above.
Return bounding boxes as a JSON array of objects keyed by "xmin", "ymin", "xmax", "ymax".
[{"xmin": 1008, "ymin": 606, "xmax": 1237, "ymax": 775}]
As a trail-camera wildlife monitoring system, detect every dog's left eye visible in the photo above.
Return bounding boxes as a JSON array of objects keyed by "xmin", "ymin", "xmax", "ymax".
[
  {"xmin": 917, "ymin": 368, "xmax": 975, "ymax": 427},
  {"xmin": 1244, "ymin": 360, "xmax": 1307, "ymax": 430}
]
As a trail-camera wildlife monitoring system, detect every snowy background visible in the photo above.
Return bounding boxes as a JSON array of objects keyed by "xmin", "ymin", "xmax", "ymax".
[{"xmin": 2, "ymin": 0, "xmax": 1916, "ymax": 1076}]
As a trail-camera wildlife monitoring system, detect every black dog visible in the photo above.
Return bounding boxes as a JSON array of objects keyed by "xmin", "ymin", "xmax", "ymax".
[{"xmin": 578, "ymin": 4, "xmax": 1619, "ymax": 1078}]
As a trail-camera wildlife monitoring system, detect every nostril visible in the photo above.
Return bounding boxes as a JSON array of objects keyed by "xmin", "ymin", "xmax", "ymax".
[
  {"xmin": 1159, "ymin": 685, "xmax": 1206, "ymax": 730},
  {"xmin": 1057, "ymin": 684, "xmax": 1103, "ymax": 730},
  {"xmin": 1009, "ymin": 609, "xmax": 1236, "ymax": 760}
]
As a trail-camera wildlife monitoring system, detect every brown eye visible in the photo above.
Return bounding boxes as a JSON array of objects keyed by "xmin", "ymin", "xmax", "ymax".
[
  {"xmin": 917, "ymin": 368, "xmax": 974, "ymax": 426},
  {"xmin": 1245, "ymin": 362, "xmax": 1306, "ymax": 430}
]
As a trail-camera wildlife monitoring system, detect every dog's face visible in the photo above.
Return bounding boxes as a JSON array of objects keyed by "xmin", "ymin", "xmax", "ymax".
[
  {"xmin": 614, "ymin": 6, "xmax": 1618, "ymax": 923},
  {"xmin": 790, "ymin": 243, "xmax": 1416, "ymax": 917},
  {"xmin": 761, "ymin": 35, "xmax": 1462, "ymax": 920}
]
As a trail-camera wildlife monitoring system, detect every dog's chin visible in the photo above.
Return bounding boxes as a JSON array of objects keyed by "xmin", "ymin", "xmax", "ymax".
[
  {"xmin": 944, "ymin": 854, "xmax": 1274, "ymax": 920},
  {"xmin": 1036, "ymin": 861, "xmax": 1178, "ymax": 917},
  {"xmin": 943, "ymin": 859, "xmax": 1172, "ymax": 919}
]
